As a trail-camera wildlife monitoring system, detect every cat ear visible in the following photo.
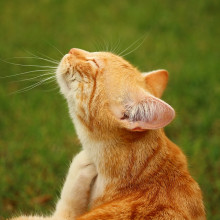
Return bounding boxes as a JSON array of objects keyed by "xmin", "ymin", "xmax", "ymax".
[
  {"xmin": 117, "ymin": 93, "xmax": 175, "ymax": 131},
  {"xmin": 143, "ymin": 70, "xmax": 168, "ymax": 98}
]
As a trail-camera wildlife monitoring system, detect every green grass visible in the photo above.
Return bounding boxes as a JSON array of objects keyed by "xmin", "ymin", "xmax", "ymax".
[{"xmin": 0, "ymin": 0, "xmax": 219, "ymax": 219}]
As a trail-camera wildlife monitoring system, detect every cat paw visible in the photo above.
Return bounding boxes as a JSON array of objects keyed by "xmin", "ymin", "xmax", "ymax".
[
  {"xmin": 72, "ymin": 150, "xmax": 94, "ymax": 167},
  {"xmin": 68, "ymin": 150, "xmax": 97, "ymax": 177}
]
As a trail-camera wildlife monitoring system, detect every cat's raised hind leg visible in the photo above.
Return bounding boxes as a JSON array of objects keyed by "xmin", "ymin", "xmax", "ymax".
[
  {"xmin": 10, "ymin": 150, "xmax": 97, "ymax": 220},
  {"xmin": 53, "ymin": 150, "xmax": 97, "ymax": 219}
]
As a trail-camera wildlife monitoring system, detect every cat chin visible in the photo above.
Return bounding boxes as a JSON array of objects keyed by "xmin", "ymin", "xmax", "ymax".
[
  {"xmin": 56, "ymin": 54, "xmax": 77, "ymax": 96},
  {"xmin": 56, "ymin": 74, "xmax": 70, "ymax": 96},
  {"xmin": 56, "ymin": 72, "xmax": 70, "ymax": 96}
]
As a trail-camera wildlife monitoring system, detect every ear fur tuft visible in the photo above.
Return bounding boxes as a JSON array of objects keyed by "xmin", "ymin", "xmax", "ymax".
[{"xmin": 120, "ymin": 94, "xmax": 175, "ymax": 131}]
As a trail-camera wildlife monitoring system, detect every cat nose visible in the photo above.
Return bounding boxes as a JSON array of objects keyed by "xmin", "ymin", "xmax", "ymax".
[
  {"xmin": 69, "ymin": 48, "xmax": 78, "ymax": 54},
  {"xmin": 69, "ymin": 48, "xmax": 87, "ymax": 55}
]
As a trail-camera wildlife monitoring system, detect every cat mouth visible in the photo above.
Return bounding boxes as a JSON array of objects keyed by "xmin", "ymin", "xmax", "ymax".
[{"xmin": 56, "ymin": 54, "xmax": 74, "ymax": 94}]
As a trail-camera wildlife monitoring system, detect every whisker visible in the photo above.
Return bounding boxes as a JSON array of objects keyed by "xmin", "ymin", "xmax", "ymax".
[
  {"xmin": 12, "ymin": 73, "xmax": 55, "ymax": 82},
  {"xmin": 118, "ymin": 38, "xmax": 142, "ymax": 56},
  {"xmin": 101, "ymin": 38, "xmax": 108, "ymax": 52},
  {"xmin": 10, "ymin": 76, "xmax": 55, "ymax": 95},
  {"xmin": 39, "ymin": 79, "xmax": 60, "ymax": 93},
  {"xmin": 41, "ymin": 86, "xmax": 59, "ymax": 93},
  {"xmin": 106, "ymin": 40, "xmax": 110, "ymax": 52},
  {"xmin": 95, "ymin": 40, "xmax": 102, "ymax": 51},
  {"xmin": 93, "ymin": 39, "xmax": 101, "ymax": 52},
  {"xmin": 96, "ymin": 38, "xmax": 104, "ymax": 51},
  {"xmin": 25, "ymin": 50, "xmax": 60, "ymax": 63},
  {"xmin": 35, "ymin": 78, "xmax": 57, "ymax": 90},
  {"xmin": 0, "ymin": 59, "xmax": 57, "ymax": 69},
  {"xmin": 46, "ymin": 42, "xmax": 64, "ymax": 56},
  {"xmin": 41, "ymin": 78, "xmax": 57, "ymax": 85},
  {"xmin": 118, "ymin": 35, "xmax": 147, "ymax": 57},
  {"xmin": 112, "ymin": 39, "xmax": 121, "ymax": 54},
  {"xmin": 0, "ymin": 69, "xmax": 53, "ymax": 78},
  {"xmin": 120, "ymin": 37, "xmax": 146, "ymax": 57},
  {"xmin": 6, "ymin": 56, "xmax": 59, "ymax": 65},
  {"xmin": 102, "ymin": 39, "xmax": 109, "ymax": 52},
  {"xmin": 109, "ymin": 38, "xmax": 113, "ymax": 53}
]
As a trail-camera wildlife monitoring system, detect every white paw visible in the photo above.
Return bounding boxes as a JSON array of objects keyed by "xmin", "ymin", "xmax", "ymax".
[
  {"xmin": 59, "ymin": 150, "xmax": 97, "ymax": 200},
  {"xmin": 73, "ymin": 150, "xmax": 93, "ymax": 167},
  {"xmin": 68, "ymin": 150, "xmax": 95, "ymax": 176},
  {"xmin": 54, "ymin": 152, "xmax": 97, "ymax": 219},
  {"xmin": 78, "ymin": 163, "xmax": 97, "ymax": 181}
]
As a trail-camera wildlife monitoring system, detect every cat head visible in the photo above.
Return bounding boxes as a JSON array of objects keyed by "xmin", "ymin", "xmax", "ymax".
[{"xmin": 56, "ymin": 48, "xmax": 175, "ymax": 135}]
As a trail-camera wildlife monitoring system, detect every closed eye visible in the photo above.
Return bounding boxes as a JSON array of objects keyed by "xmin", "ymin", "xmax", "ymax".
[{"xmin": 87, "ymin": 59, "xmax": 99, "ymax": 68}]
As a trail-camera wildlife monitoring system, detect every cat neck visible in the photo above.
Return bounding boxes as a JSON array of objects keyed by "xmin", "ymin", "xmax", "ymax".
[{"xmin": 76, "ymin": 121, "xmax": 170, "ymax": 181}]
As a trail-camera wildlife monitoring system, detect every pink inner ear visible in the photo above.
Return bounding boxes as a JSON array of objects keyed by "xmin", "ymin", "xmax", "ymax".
[{"xmin": 124, "ymin": 95, "xmax": 175, "ymax": 130}]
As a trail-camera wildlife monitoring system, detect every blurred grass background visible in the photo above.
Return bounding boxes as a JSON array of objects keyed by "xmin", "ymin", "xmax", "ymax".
[{"xmin": 0, "ymin": 0, "xmax": 219, "ymax": 219}]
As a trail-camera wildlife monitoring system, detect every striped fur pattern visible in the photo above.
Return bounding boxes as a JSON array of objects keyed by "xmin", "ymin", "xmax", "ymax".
[{"xmin": 10, "ymin": 48, "xmax": 205, "ymax": 220}]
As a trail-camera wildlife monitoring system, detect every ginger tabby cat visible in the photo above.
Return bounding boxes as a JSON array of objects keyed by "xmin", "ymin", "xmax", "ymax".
[{"xmin": 10, "ymin": 48, "xmax": 205, "ymax": 220}]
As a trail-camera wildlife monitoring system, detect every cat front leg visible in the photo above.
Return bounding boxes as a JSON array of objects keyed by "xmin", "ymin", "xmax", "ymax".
[{"xmin": 53, "ymin": 150, "xmax": 97, "ymax": 219}]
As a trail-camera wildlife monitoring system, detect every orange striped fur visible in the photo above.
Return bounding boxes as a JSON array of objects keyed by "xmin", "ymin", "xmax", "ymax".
[{"xmin": 10, "ymin": 48, "xmax": 205, "ymax": 220}]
